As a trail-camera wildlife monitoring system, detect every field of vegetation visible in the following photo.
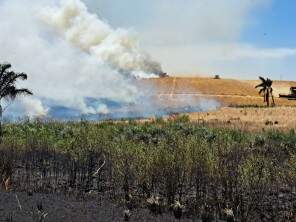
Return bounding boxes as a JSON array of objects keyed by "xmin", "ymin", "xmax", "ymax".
[{"xmin": 0, "ymin": 117, "xmax": 295, "ymax": 221}]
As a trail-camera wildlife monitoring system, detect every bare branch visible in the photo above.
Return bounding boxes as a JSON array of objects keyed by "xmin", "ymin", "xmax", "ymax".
[
  {"xmin": 93, "ymin": 155, "xmax": 106, "ymax": 177},
  {"xmin": 15, "ymin": 194, "xmax": 22, "ymax": 211}
]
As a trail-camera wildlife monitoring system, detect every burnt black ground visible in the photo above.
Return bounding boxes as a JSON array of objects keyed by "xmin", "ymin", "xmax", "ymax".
[{"xmin": 0, "ymin": 192, "xmax": 197, "ymax": 222}]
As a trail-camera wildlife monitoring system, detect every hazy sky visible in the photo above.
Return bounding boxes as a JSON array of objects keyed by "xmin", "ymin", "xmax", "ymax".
[
  {"xmin": 84, "ymin": 0, "xmax": 296, "ymax": 80},
  {"xmin": 0, "ymin": 0, "xmax": 295, "ymax": 118}
]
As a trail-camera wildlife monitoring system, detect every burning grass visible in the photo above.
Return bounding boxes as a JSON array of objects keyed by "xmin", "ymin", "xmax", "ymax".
[{"xmin": 0, "ymin": 119, "xmax": 295, "ymax": 221}]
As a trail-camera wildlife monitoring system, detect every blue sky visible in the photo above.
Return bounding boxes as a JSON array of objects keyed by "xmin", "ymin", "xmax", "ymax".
[
  {"xmin": 85, "ymin": 0, "xmax": 296, "ymax": 80},
  {"xmin": 242, "ymin": 0, "xmax": 296, "ymax": 80},
  {"xmin": 242, "ymin": 1, "xmax": 296, "ymax": 48}
]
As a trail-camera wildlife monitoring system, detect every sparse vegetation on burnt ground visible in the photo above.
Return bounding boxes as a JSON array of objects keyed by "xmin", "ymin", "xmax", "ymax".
[{"xmin": 0, "ymin": 117, "xmax": 295, "ymax": 221}]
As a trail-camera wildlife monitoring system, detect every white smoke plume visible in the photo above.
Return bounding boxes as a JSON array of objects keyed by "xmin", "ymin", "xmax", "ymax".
[
  {"xmin": 41, "ymin": 0, "xmax": 163, "ymax": 78},
  {"xmin": 3, "ymin": 97, "xmax": 48, "ymax": 119},
  {"xmin": 18, "ymin": 98, "xmax": 49, "ymax": 118},
  {"xmin": 0, "ymin": 0, "xmax": 163, "ymax": 118}
]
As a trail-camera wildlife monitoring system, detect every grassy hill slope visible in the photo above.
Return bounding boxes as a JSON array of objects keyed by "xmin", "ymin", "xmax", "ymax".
[{"xmin": 142, "ymin": 77, "xmax": 296, "ymax": 106}]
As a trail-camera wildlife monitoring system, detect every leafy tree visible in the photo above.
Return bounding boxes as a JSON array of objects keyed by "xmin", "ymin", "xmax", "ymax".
[
  {"xmin": 0, "ymin": 63, "xmax": 33, "ymax": 137},
  {"xmin": 255, "ymin": 76, "xmax": 275, "ymax": 107}
]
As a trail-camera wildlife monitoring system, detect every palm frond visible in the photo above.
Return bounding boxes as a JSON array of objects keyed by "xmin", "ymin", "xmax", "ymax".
[
  {"xmin": 1, "ymin": 86, "xmax": 15, "ymax": 99},
  {"xmin": 258, "ymin": 88, "xmax": 265, "ymax": 95},
  {"xmin": 1, "ymin": 86, "xmax": 32, "ymax": 101},
  {"xmin": 266, "ymin": 78, "xmax": 273, "ymax": 87},
  {"xmin": 0, "ymin": 71, "xmax": 16, "ymax": 88},
  {"xmin": 14, "ymin": 73, "xmax": 28, "ymax": 81},
  {"xmin": 259, "ymin": 76, "xmax": 266, "ymax": 83},
  {"xmin": 0, "ymin": 64, "xmax": 11, "ymax": 76},
  {"xmin": 0, "ymin": 63, "xmax": 33, "ymax": 121},
  {"xmin": 255, "ymin": 83, "xmax": 265, "ymax": 88},
  {"xmin": 0, "ymin": 72, "xmax": 28, "ymax": 92},
  {"xmin": 11, "ymin": 88, "xmax": 33, "ymax": 97},
  {"xmin": 6, "ymin": 73, "xmax": 28, "ymax": 86}
]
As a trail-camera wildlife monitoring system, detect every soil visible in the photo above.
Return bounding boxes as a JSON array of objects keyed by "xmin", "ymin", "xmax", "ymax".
[{"xmin": 0, "ymin": 191, "xmax": 195, "ymax": 222}]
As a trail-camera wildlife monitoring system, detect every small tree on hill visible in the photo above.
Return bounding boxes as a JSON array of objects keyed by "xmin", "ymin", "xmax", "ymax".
[
  {"xmin": 255, "ymin": 76, "xmax": 275, "ymax": 107},
  {"xmin": 0, "ymin": 63, "xmax": 33, "ymax": 138}
]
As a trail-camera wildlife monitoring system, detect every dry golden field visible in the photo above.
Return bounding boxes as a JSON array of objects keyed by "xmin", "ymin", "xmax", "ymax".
[
  {"xmin": 142, "ymin": 76, "xmax": 296, "ymax": 130},
  {"xmin": 189, "ymin": 106, "xmax": 296, "ymax": 131},
  {"xmin": 143, "ymin": 76, "xmax": 296, "ymax": 106}
]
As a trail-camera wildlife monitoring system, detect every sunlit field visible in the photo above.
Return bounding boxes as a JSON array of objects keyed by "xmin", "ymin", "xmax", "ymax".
[{"xmin": 189, "ymin": 106, "xmax": 296, "ymax": 131}]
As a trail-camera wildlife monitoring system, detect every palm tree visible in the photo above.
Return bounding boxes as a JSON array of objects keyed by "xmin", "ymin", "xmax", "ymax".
[
  {"xmin": 255, "ymin": 76, "xmax": 275, "ymax": 107},
  {"xmin": 0, "ymin": 63, "xmax": 33, "ymax": 137}
]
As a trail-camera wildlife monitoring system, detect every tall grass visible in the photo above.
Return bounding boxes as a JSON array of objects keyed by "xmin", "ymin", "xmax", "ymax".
[{"xmin": 0, "ymin": 118, "xmax": 295, "ymax": 221}]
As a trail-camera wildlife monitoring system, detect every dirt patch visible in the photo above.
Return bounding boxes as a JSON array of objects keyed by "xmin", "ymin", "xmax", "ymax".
[{"xmin": 0, "ymin": 192, "xmax": 193, "ymax": 222}]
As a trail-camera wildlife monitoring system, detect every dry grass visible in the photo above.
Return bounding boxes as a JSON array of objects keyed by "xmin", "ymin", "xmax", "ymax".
[
  {"xmin": 141, "ymin": 77, "xmax": 296, "ymax": 106},
  {"xmin": 140, "ymin": 76, "xmax": 296, "ymax": 130},
  {"xmin": 142, "ymin": 77, "xmax": 258, "ymax": 95},
  {"xmin": 189, "ymin": 106, "xmax": 296, "ymax": 131}
]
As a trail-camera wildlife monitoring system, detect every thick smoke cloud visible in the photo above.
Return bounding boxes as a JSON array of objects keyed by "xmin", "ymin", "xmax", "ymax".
[
  {"xmin": 88, "ymin": 0, "xmax": 296, "ymax": 79},
  {"xmin": 0, "ymin": 0, "xmax": 162, "ymax": 118},
  {"xmin": 41, "ymin": 0, "xmax": 163, "ymax": 78}
]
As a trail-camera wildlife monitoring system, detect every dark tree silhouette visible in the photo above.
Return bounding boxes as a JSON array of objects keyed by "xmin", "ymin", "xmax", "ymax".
[
  {"xmin": 0, "ymin": 63, "xmax": 33, "ymax": 137},
  {"xmin": 255, "ymin": 76, "xmax": 275, "ymax": 107}
]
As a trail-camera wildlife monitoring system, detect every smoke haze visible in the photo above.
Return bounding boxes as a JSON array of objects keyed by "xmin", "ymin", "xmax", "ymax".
[
  {"xmin": 86, "ymin": 0, "xmax": 296, "ymax": 79},
  {"xmin": 0, "ymin": 0, "xmax": 164, "ymax": 118},
  {"xmin": 41, "ymin": 0, "xmax": 163, "ymax": 78}
]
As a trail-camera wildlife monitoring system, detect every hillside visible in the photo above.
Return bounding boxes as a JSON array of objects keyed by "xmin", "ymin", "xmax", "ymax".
[
  {"xmin": 140, "ymin": 76, "xmax": 296, "ymax": 130},
  {"xmin": 142, "ymin": 77, "xmax": 296, "ymax": 107}
]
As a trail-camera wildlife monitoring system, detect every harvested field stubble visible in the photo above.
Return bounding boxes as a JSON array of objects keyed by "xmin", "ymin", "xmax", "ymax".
[
  {"xmin": 190, "ymin": 106, "xmax": 296, "ymax": 131},
  {"xmin": 141, "ymin": 77, "xmax": 296, "ymax": 107}
]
